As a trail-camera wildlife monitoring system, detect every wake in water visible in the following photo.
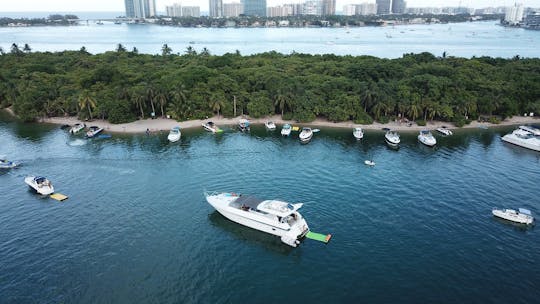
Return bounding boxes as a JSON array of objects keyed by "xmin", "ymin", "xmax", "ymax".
[{"xmin": 67, "ymin": 139, "xmax": 87, "ymax": 146}]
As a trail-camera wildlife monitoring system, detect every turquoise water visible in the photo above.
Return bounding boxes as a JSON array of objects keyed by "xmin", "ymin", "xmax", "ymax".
[
  {"xmin": 1, "ymin": 113, "xmax": 539, "ymax": 303},
  {"xmin": 1, "ymin": 20, "xmax": 539, "ymax": 57}
]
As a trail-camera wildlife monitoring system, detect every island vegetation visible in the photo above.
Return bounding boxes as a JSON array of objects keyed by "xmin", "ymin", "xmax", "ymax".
[
  {"xmin": 0, "ymin": 45, "xmax": 539, "ymax": 126},
  {"xmin": 0, "ymin": 14, "xmax": 78, "ymax": 27}
]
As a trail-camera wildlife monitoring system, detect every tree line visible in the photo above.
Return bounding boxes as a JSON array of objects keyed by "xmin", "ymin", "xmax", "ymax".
[{"xmin": 0, "ymin": 44, "xmax": 539, "ymax": 126}]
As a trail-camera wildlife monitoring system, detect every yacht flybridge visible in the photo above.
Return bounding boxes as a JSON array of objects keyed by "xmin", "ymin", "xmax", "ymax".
[{"xmin": 205, "ymin": 192, "xmax": 310, "ymax": 247}]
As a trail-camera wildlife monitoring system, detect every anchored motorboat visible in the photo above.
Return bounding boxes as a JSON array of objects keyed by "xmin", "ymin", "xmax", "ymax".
[
  {"xmin": 205, "ymin": 191, "xmax": 310, "ymax": 247},
  {"xmin": 364, "ymin": 160, "xmax": 375, "ymax": 166},
  {"xmin": 519, "ymin": 125, "xmax": 540, "ymax": 136},
  {"xmin": 24, "ymin": 176, "xmax": 54, "ymax": 195},
  {"xmin": 418, "ymin": 130, "xmax": 436, "ymax": 147},
  {"xmin": 501, "ymin": 127, "xmax": 540, "ymax": 152},
  {"xmin": 202, "ymin": 121, "xmax": 222, "ymax": 133},
  {"xmin": 0, "ymin": 156, "xmax": 19, "ymax": 169},
  {"xmin": 69, "ymin": 123, "xmax": 86, "ymax": 134},
  {"xmin": 265, "ymin": 121, "xmax": 276, "ymax": 130},
  {"xmin": 385, "ymin": 130, "xmax": 400, "ymax": 146},
  {"xmin": 492, "ymin": 208, "xmax": 534, "ymax": 225},
  {"xmin": 353, "ymin": 127, "xmax": 364, "ymax": 140},
  {"xmin": 299, "ymin": 127, "xmax": 313, "ymax": 143},
  {"xmin": 167, "ymin": 126, "xmax": 181, "ymax": 142},
  {"xmin": 436, "ymin": 126, "xmax": 453, "ymax": 136},
  {"xmin": 238, "ymin": 119, "xmax": 250, "ymax": 132},
  {"xmin": 86, "ymin": 126, "xmax": 104, "ymax": 138},
  {"xmin": 281, "ymin": 124, "xmax": 292, "ymax": 136}
]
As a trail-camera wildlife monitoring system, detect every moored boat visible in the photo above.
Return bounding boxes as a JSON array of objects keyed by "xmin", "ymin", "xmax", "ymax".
[
  {"xmin": 299, "ymin": 127, "xmax": 313, "ymax": 143},
  {"xmin": 436, "ymin": 126, "xmax": 453, "ymax": 136},
  {"xmin": 24, "ymin": 176, "xmax": 54, "ymax": 195},
  {"xmin": 364, "ymin": 160, "xmax": 375, "ymax": 166},
  {"xmin": 418, "ymin": 130, "xmax": 436, "ymax": 147},
  {"xmin": 238, "ymin": 119, "xmax": 250, "ymax": 132},
  {"xmin": 69, "ymin": 123, "xmax": 86, "ymax": 134},
  {"xmin": 501, "ymin": 128, "xmax": 540, "ymax": 152},
  {"xmin": 385, "ymin": 130, "xmax": 400, "ymax": 146},
  {"xmin": 492, "ymin": 208, "xmax": 534, "ymax": 225},
  {"xmin": 519, "ymin": 125, "xmax": 540, "ymax": 136},
  {"xmin": 86, "ymin": 126, "xmax": 104, "ymax": 138},
  {"xmin": 202, "ymin": 121, "xmax": 222, "ymax": 133},
  {"xmin": 167, "ymin": 126, "xmax": 181, "ymax": 142},
  {"xmin": 205, "ymin": 191, "xmax": 310, "ymax": 247},
  {"xmin": 265, "ymin": 121, "xmax": 276, "ymax": 130},
  {"xmin": 281, "ymin": 124, "xmax": 292, "ymax": 136},
  {"xmin": 353, "ymin": 127, "xmax": 364, "ymax": 140},
  {"xmin": 0, "ymin": 156, "xmax": 19, "ymax": 169}
]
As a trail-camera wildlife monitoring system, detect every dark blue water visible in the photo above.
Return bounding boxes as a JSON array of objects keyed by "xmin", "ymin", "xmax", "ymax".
[{"xmin": 1, "ymin": 113, "xmax": 539, "ymax": 303}]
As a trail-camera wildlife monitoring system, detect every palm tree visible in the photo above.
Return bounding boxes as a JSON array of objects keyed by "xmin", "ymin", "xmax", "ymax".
[
  {"xmin": 78, "ymin": 91, "xmax": 97, "ymax": 120},
  {"xmin": 407, "ymin": 100, "xmax": 421, "ymax": 121},
  {"xmin": 116, "ymin": 43, "xmax": 126, "ymax": 52},
  {"xmin": 154, "ymin": 89, "xmax": 168, "ymax": 117},
  {"xmin": 161, "ymin": 44, "xmax": 172, "ymax": 56},
  {"xmin": 23, "ymin": 44, "xmax": 31, "ymax": 53},
  {"xmin": 371, "ymin": 102, "xmax": 388, "ymax": 120},
  {"xmin": 209, "ymin": 96, "xmax": 225, "ymax": 117},
  {"xmin": 145, "ymin": 86, "xmax": 156, "ymax": 118},
  {"xmin": 274, "ymin": 93, "xmax": 291, "ymax": 117}
]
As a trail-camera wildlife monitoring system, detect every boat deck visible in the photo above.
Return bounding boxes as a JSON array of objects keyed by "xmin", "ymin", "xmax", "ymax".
[{"xmin": 230, "ymin": 195, "xmax": 263, "ymax": 210}]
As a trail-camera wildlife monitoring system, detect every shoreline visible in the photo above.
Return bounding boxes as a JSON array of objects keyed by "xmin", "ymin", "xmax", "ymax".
[{"xmin": 32, "ymin": 113, "xmax": 540, "ymax": 134}]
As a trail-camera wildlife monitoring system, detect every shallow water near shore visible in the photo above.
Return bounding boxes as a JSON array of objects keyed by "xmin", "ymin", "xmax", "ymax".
[{"xmin": 1, "ymin": 116, "xmax": 540, "ymax": 303}]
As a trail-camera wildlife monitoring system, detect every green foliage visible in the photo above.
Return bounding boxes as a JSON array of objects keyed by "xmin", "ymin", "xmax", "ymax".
[
  {"xmin": 353, "ymin": 111, "xmax": 373, "ymax": 125},
  {"xmin": 488, "ymin": 117, "xmax": 501, "ymax": 124},
  {"xmin": 415, "ymin": 119, "xmax": 427, "ymax": 126}
]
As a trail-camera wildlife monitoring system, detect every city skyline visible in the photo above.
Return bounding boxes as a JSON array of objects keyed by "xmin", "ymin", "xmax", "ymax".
[{"xmin": 2, "ymin": 0, "xmax": 540, "ymax": 12}]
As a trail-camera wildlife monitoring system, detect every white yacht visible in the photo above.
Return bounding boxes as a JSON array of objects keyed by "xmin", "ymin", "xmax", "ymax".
[
  {"xmin": 238, "ymin": 119, "xmax": 250, "ymax": 132},
  {"xmin": 501, "ymin": 128, "xmax": 540, "ymax": 152},
  {"xmin": 418, "ymin": 130, "xmax": 436, "ymax": 147},
  {"xmin": 436, "ymin": 126, "xmax": 453, "ymax": 136},
  {"xmin": 205, "ymin": 192, "xmax": 310, "ymax": 247},
  {"xmin": 281, "ymin": 124, "xmax": 292, "ymax": 136},
  {"xmin": 0, "ymin": 156, "xmax": 19, "ymax": 169},
  {"xmin": 299, "ymin": 127, "xmax": 313, "ymax": 143},
  {"xmin": 24, "ymin": 176, "xmax": 54, "ymax": 195},
  {"xmin": 519, "ymin": 125, "xmax": 540, "ymax": 136},
  {"xmin": 69, "ymin": 123, "xmax": 86, "ymax": 134},
  {"xmin": 492, "ymin": 208, "xmax": 534, "ymax": 225},
  {"xmin": 167, "ymin": 126, "xmax": 181, "ymax": 142},
  {"xmin": 385, "ymin": 130, "xmax": 400, "ymax": 146},
  {"xmin": 202, "ymin": 121, "xmax": 222, "ymax": 133},
  {"xmin": 265, "ymin": 121, "xmax": 276, "ymax": 130},
  {"xmin": 364, "ymin": 160, "xmax": 375, "ymax": 166},
  {"xmin": 86, "ymin": 126, "xmax": 104, "ymax": 138},
  {"xmin": 353, "ymin": 127, "xmax": 364, "ymax": 140}
]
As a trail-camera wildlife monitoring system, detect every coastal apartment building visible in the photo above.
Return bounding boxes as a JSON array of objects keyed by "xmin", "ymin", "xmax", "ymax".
[
  {"xmin": 376, "ymin": 0, "xmax": 392, "ymax": 14},
  {"xmin": 322, "ymin": 0, "xmax": 336, "ymax": 15},
  {"xmin": 165, "ymin": 3, "xmax": 201, "ymax": 18},
  {"xmin": 209, "ymin": 0, "xmax": 223, "ymax": 17},
  {"xmin": 224, "ymin": 2, "xmax": 244, "ymax": 17},
  {"xmin": 343, "ymin": 3, "xmax": 377, "ymax": 16},
  {"xmin": 242, "ymin": 0, "xmax": 267, "ymax": 16},
  {"xmin": 124, "ymin": 0, "xmax": 157, "ymax": 18}
]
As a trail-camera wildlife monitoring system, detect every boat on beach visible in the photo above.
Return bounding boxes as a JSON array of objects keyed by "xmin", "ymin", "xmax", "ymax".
[
  {"xmin": 501, "ymin": 127, "xmax": 540, "ymax": 152},
  {"xmin": 202, "ymin": 121, "xmax": 222, "ymax": 133},
  {"xmin": 69, "ymin": 123, "xmax": 86, "ymax": 134},
  {"xmin": 299, "ymin": 127, "xmax": 313, "ymax": 143},
  {"xmin": 385, "ymin": 130, "xmax": 400, "ymax": 146},
  {"xmin": 265, "ymin": 121, "xmax": 276, "ymax": 130},
  {"xmin": 418, "ymin": 130, "xmax": 437, "ymax": 147},
  {"xmin": 281, "ymin": 124, "xmax": 292, "ymax": 136},
  {"xmin": 24, "ymin": 176, "xmax": 54, "ymax": 195},
  {"xmin": 205, "ymin": 191, "xmax": 310, "ymax": 247},
  {"xmin": 436, "ymin": 126, "xmax": 453, "ymax": 136},
  {"xmin": 86, "ymin": 126, "xmax": 104, "ymax": 138},
  {"xmin": 353, "ymin": 127, "xmax": 364, "ymax": 140},
  {"xmin": 167, "ymin": 126, "xmax": 181, "ymax": 142},
  {"xmin": 238, "ymin": 119, "xmax": 250, "ymax": 132},
  {"xmin": 492, "ymin": 208, "xmax": 534, "ymax": 225}
]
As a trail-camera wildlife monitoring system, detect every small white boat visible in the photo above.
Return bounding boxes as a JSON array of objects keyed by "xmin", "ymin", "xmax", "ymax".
[
  {"xmin": 519, "ymin": 125, "xmax": 540, "ymax": 136},
  {"xmin": 86, "ymin": 126, "xmax": 104, "ymax": 138},
  {"xmin": 299, "ymin": 127, "xmax": 313, "ymax": 143},
  {"xmin": 502, "ymin": 128, "xmax": 540, "ymax": 152},
  {"xmin": 492, "ymin": 208, "xmax": 534, "ymax": 225},
  {"xmin": 353, "ymin": 127, "xmax": 364, "ymax": 140},
  {"xmin": 385, "ymin": 130, "xmax": 400, "ymax": 146},
  {"xmin": 364, "ymin": 160, "xmax": 375, "ymax": 166},
  {"xmin": 265, "ymin": 121, "xmax": 276, "ymax": 130},
  {"xmin": 0, "ymin": 156, "xmax": 19, "ymax": 169},
  {"xmin": 238, "ymin": 119, "xmax": 250, "ymax": 132},
  {"xmin": 69, "ymin": 123, "xmax": 86, "ymax": 134},
  {"xmin": 202, "ymin": 121, "xmax": 222, "ymax": 133},
  {"xmin": 281, "ymin": 124, "xmax": 292, "ymax": 136},
  {"xmin": 24, "ymin": 176, "xmax": 54, "ymax": 195},
  {"xmin": 436, "ymin": 126, "xmax": 453, "ymax": 136},
  {"xmin": 167, "ymin": 126, "xmax": 181, "ymax": 142},
  {"xmin": 205, "ymin": 191, "xmax": 310, "ymax": 247},
  {"xmin": 418, "ymin": 130, "xmax": 436, "ymax": 147}
]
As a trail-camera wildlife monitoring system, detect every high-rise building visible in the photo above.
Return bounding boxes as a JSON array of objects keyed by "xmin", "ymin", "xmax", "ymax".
[
  {"xmin": 392, "ymin": 0, "xmax": 406, "ymax": 14},
  {"xmin": 182, "ymin": 6, "xmax": 201, "ymax": 17},
  {"xmin": 303, "ymin": 0, "xmax": 323, "ymax": 16},
  {"xmin": 505, "ymin": 3, "xmax": 524, "ymax": 25},
  {"xmin": 359, "ymin": 3, "xmax": 377, "ymax": 15},
  {"xmin": 343, "ymin": 4, "xmax": 357, "ymax": 16},
  {"xmin": 224, "ymin": 2, "xmax": 244, "ymax": 17},
  {"xmin": 241, "ymin": 0, "xmax": 267, "ymax": 16},
  {"xmin": 166, "ymin": 3, "xmax": 182, "ymax": 17},
  {"xmin": 376, "ymin": 0, "xmax": 392, "ymax": 15},
  {"xmin": 322, "ymin": 0, "xmax": 336, "ymax": 16},
  {"xmin": 209, "ymin": 0, "xmax": 223, "ymax": 17},
  {"xmin": 125, "ymin": 0, "xmax": 156, "ymax": 18}
]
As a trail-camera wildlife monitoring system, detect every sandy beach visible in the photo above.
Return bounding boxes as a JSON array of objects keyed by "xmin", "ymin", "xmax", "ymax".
[{"xmin": 32, "ymin": 114, "xmax": 539, "ymax": 134}]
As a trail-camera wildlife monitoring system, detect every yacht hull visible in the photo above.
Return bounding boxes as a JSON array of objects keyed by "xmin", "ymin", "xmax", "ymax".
[
  {"xmin": 502, "ymin": 134, "xmax": 540, "ymax": 152},
  {"xmin": 492, "ymin": 209, "xmax": 534, "ymax": 225}
]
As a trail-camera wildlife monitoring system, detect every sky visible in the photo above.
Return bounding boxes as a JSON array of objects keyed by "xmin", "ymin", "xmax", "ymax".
[{"xmin": 1, "ymin": 0, "xmax": 539, "ymax": 12}]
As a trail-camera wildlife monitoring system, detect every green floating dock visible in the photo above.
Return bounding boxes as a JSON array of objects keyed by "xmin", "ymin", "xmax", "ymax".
[{"xmin": 306, "ymin": 231, "xmax": 332, "ymax": 244}]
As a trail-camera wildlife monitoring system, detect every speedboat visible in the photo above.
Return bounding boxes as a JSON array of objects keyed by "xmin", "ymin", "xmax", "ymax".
[
  {"xmin": 265, "ymin": 121, "xmax": 276, "ymax": 130},
  {"xmin": 205, "ymin": 191, "xmax": 310, "ymax": 247},
  {"xmin": 281, "ymin": 124, "xmax": 292, "ymax": 136},
  {"xmin": 353, "ymin": 127, "xmax": 364, "ymax": 140},
  {"xmin": 238, "ymin": 119, "xmax": 250, "ymax": 132},
  {"xmin": 385, "ymin": 130, "xmax": 400, "ymax": 146},
  {"xmin": 436, "ymin": 126, "xmax": 453, "ymax": 136},
  {"xmin": 86, "ymin": 126, "xmax": 103, "ymax": 138},
  {"xmin": 299, "ymin": 127, "xmax": 313, "ymax": 143},
  {"xmin": 501, "ymin": 128, "xmax": 540, "ymax": 152},
  {"xmin": 24, "ymin": 176, "xmax": 54, "ymax": 195},
  {"xmin": 418, "ymin": 130, "xmax": 436, "ymax": 147},
  {"xmin": 492, "ymin": 208, "xmax": 534, "ymax": 225},
  {"xmin": 364, "ymin": 160, "xmax": 375, "ymax": 166},
  {"xmin": 69, "ymin": 123, "xmax": 86, "ymax": 134},
  {"xmin": 167, "ymin": 126, "xmax": 181, "ymax": 142},
  {"xmin": 202, "ymin": 121, "xmax": 222, "ymax": 133},
  {"xmin": 0, "ymin": 156, "xmax": 19, "ymax": 169}
]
